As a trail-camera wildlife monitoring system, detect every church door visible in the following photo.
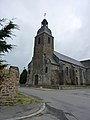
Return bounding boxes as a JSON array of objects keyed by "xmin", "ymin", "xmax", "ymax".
[{"xmin": 35, "ymin": 75, "xmax": 38, "ymax": 85}]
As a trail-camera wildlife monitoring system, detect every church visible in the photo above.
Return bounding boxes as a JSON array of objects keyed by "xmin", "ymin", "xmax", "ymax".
[{"xmin": 27, "ymin": 19, "xmax": 90, "ymax": 86}]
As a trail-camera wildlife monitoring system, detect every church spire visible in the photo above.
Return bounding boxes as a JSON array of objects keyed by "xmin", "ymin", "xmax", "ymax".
[
  {"xmin": 37, "ymin": 19, "xmax": 52, "ymax": 35},
  {"xmin": 41, "ymin": 19, "xmax": 48, "ymax": 26}
]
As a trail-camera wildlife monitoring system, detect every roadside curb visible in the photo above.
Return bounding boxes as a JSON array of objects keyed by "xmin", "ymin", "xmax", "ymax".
[
  {"xmin": 35, "ymin": 88, "xmax": 55, "ymax": 91},
  {"xmin": 6, "ymin": 103, "xmax": 45, "ymax": 120}
]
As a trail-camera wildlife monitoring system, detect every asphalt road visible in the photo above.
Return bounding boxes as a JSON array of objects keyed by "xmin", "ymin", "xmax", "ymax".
[{"xmin": 19, "ymin": 87, "xmax": 90, "ymax": 120}]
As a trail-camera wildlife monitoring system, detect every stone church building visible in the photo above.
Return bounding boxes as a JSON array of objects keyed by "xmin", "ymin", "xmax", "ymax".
[{"xmin": 27, "ymin": 19, "xmax": 90, "ymax": 86}]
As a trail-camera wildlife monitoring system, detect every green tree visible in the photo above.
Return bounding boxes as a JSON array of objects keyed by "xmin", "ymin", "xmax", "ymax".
[
  {"xmin": 0, "ymin": 18, "xmax": 18, "ymax": 69},
  {"xmin": 19, "ymin": 68, "xmax": 27, "ymax": 84}
]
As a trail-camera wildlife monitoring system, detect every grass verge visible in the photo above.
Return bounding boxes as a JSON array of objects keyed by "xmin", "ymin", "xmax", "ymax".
[{"xmin": 0, "ymin": 93, "xmax": 40, "ymax": 106}]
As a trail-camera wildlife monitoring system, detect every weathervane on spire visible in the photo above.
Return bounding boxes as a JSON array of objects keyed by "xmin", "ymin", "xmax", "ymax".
[{"xmin": 44, "ymin": 13, "xmax": 46, "ymax": 18}]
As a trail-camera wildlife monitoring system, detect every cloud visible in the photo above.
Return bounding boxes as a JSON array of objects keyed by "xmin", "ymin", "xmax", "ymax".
[{"xmin": 0, "ymin": 0, "xmax": 90, "ymax": 72}]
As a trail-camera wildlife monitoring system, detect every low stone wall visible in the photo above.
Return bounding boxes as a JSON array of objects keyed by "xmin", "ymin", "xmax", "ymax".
[
  {"xmin": 26, "ymin": 84, "xmax": 90, "ymax": 90},
  {"xmin": 0, "ymin": 66, "xmax": 19, "ymax": 104}
]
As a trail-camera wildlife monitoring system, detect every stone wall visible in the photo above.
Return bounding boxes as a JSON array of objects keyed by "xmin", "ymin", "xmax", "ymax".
[
  {"xmin": 86, "ymin": 68, "xmax": 90, "ymax": 85},
  {"xmin": 81, "ymin": 60, "xmax": 90, "ymax": 84},
  {"xmin": 0, "ymin": 66, "xmax": 19, "ymax": 104}
]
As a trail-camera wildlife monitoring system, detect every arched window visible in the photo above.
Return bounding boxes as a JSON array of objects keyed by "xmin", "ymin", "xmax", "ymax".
[
  {"xmin": 38, "ymin": 37, "xmax": 40, "ymax": 44},
  {"xmin": 35, "ymin": 75, "xmax": 38, "ymax": 85},
  {"xmin": 45, "ymin": 67, "xmax": 48, "ymax": 73},
  {"xmin": 76, "ymin": 77, "xmax": 78, "ymax": 85},
  {"xmin": 48, "ymin": 37, "xmax": 50, "ymax": 44},
  {"xmin": 29, "ymin": 70, "xmax": 30, "ymax": 74},
  {"xmin": 66, "ymin": 67, "xmax": 68, "ymax": 76}
]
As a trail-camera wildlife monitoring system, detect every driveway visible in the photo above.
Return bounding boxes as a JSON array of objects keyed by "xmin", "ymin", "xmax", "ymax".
[{"xmin": 19, "ymin": 87, "xmax": 90, "ymax": 120}]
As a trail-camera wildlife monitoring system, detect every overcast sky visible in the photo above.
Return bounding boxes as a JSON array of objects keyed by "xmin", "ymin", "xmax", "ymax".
[{"xmin": 0, "ymin": 0, "xmax": 90, "ymax": 72}]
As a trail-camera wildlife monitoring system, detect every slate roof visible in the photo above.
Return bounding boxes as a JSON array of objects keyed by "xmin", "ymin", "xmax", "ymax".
[
  {"xmin": 81, "ymin": 60, "xmax": 90, "ymax": 68},
  {"xmin": 37, "ymin": 19, "xmax": 52, "ymax": 35},
  {"xmin": 49, "ymin": 57, "xmax": 58, "ymax": 65},
  {"xmin": 54, "ymin": 51, "xmax": 85, "ymax": 67},
  {"xmin": 37, "ymin": 26, "xmax": 52, "ymax": 35}
]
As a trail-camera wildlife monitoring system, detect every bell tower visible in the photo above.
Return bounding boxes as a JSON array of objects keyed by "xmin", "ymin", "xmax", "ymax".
[
  {"xmin": 33, "ymin": 19, "xmax": 54, "ymax": 59},
  {"xmin": 32, "ymin": 19, "xmax": 54, "ymax": 85}
]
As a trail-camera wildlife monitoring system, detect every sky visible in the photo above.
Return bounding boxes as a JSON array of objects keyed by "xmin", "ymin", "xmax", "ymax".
[{"xmin": 0, "ymin": 0, "xmax": 90, "ymax": 72}]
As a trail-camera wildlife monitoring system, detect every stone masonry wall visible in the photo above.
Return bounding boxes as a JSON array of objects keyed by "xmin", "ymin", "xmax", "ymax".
[{"xmin": 0, "ymin": 66, "xmax": 19, "ymax": 104}]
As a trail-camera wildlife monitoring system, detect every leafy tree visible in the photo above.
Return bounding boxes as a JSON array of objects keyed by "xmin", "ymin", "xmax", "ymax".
[
  {"xmin": 0, "ymin": 18, "xmax": 18, "ymax": 69},
  {"xmin": 19, "ymin": 68, "xmax": 27, "ymax": 84}
]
